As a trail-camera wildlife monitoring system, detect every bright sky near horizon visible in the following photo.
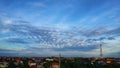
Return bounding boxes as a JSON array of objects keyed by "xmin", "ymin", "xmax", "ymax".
[{"xmin": 0, "ymin": 0, "xmax": 120, "ymax": 57}]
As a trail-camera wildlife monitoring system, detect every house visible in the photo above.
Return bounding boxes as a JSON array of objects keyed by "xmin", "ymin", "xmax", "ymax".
[{"xmin": 50, "ymin": 62, "xmax": 59, "ymax": 68}]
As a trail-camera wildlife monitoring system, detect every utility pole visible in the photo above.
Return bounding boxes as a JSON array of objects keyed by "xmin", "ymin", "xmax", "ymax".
[
  {"xmin": 100, "ymin": 44, "xmax": 103, "ymax": 58},
  {"xmin": 59, "ymin": 53, "xmax": 61, "ymax": 68}
]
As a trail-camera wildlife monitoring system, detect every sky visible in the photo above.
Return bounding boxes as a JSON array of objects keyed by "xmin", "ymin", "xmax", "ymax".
[{"xmin": 0, "ymin": 0, "xmax": 120, "ymax": 57}]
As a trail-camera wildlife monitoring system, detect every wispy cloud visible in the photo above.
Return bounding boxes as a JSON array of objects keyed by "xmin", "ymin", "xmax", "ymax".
[
  {"xmin": 0, "ymin": 18, "xmax": 120, "ymax": 50},
  {"xmin": 29, "ymin": 2, "xmax": 46, "ymax": 8}
]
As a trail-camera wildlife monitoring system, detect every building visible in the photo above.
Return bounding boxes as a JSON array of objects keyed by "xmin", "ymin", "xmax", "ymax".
[{"xmin": 50, "ymin": 62, "xmax": 59, "ymax": 68}]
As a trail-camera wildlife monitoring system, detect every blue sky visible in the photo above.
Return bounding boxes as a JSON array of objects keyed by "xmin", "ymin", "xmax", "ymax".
[{"xmin": 0, "ymin": 0, "xmax": 120, "ymax": 57}]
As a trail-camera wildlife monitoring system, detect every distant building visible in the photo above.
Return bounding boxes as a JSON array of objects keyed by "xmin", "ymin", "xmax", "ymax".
[
  {"xmin": 106, "ymin": 58, "xmax": 113, "ymax": 63},
  {"xmin": 29, "ymin": 60, "xmax": 37, "ymax": 68},
  {"xmin": 50, "ymin": 62, "xmax": 59, "ymax": 68},
  {"xmin": 46, "ymin": 58, "xmax": 54, "ymax": 61}
]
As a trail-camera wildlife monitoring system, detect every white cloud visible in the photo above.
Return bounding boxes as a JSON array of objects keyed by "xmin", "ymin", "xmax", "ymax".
[
  {"xmin": 78, "ymin": 7, "xmax": 119, "ymax": 25},
  {"xmin": 103, "ymin": 38, "xmax": 120, "ymax": 53},
  {"xmin": 29, "ymin": 2, "xmax": 46, "ymax": 8},
  {"xmin": 55, "ymin": 23, "xmax": 70, "ymax": 31},
  {"xmin": 115, "ymin": 17, "xmax": 120, "ymax": 24},
  {"xmin": 0, "ymin": 36, "xmax": 19, "ymax": 41},
  {"xmin": 3, "ymin": 19, "xmax": 13, "ymax": 25},
  {"xmin": 1, "ymin": 29, "xmax": 10, "ymax": 34},
  {"xmin": 89, "ymin": 37, "xmax": 120, "ymax": 57}
]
